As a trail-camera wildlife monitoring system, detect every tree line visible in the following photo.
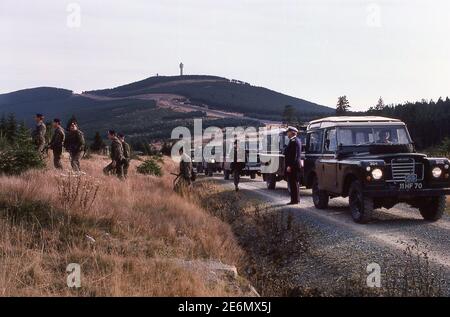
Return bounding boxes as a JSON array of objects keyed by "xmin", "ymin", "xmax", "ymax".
[{"xmin": 282, "ymin": 95, "xmax": 450, "ymax": 152}]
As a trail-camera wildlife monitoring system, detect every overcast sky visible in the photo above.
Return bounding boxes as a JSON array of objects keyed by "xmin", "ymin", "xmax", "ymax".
[{"xmin": 1, "ymin": 0, "xmax": 449, "ymax": 110}]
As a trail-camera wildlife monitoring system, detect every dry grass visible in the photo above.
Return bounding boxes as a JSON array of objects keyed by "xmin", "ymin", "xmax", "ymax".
[{"xmin": 0, "ymin": 154, "xmax": 245, "ymax": 296}]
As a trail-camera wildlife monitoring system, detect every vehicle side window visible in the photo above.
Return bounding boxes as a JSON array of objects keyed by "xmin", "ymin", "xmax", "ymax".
[
  {"xmin": 307, "ymin": 130, "xmax": 323, "ymax": 154},
  {"xmin": 324, "ymin": 128, "xmax": 337, "ymax": 153}
]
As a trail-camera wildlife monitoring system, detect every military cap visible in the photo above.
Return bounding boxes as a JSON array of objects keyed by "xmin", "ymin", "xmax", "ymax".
[{"xmin": 287, "ymin": 126, "xmax": 298, "ymax": 133}]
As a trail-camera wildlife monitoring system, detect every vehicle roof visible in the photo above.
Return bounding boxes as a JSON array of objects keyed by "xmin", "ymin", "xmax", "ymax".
[{"xmin": 308, "ymin": 116, "xmax": 404, "ymax": 130}]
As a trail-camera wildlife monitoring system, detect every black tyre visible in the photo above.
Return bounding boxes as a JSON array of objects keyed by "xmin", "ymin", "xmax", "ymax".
[
  {"xmin": 349, "ymin": 180, "xmax": 374, "ymax": 224},
  {"xmin": 419, "ymin": 195, "xmax": 445, "ymax": 221},
  {"xmin": 207, "ymin": 169, "xmax": 213, "ymax": 177},
  {"xmin": 266, "ymin": 174, "xmax": 276, "ymax": 190},
  {"xmin": 224, "ymin": 170, "xmax": 230, "ymax": 180},
  {"xmin": 250, "ymin": 172, "xmax": 256, "ymax": 180},
  {"xmin": 312, "ymin": 177, "xmax": 329, "ymax": 209}
]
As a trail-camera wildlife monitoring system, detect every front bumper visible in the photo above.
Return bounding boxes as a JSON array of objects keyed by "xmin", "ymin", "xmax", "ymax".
[{"xmin": 364, "ymin": 187, "xmax": 450, "ymax": 198}]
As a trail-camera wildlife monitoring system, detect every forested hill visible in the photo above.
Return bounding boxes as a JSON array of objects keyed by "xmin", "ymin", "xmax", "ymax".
[{"xmin": 86, "ymin": 75, "xmax": 334, "ymax": 120}]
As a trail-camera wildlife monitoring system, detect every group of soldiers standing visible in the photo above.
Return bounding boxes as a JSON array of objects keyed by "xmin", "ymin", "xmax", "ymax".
[{"xmin": 31, "ymin": 113, "xmax": 131, "ymax": 179}]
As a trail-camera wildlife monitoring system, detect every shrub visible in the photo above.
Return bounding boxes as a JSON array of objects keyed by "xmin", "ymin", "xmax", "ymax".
[
  {"xmin": 136, "ymin": 158, "xmax": 163, "ymax": 176},
  {"xmin": 0, "ymin": 146, "xmax": 45, "ymax": 175}
]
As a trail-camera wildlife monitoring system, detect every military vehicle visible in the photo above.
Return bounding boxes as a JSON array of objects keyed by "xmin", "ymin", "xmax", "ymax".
[{"xmin": 303, "ymin": 116, "xmax": 450, "ymax": 223}]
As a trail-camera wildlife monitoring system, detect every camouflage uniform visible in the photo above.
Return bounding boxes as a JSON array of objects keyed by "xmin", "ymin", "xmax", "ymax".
[
  {"xmin": 32, "ymin": 121, "xmax": 47, "ymax": 156},
  {"xmin": 65, "ymin": 129, "xmax": 85, "ymax": 172},
  {"xmin": 121, "ymin": 141, "xmax": 131, "ymax": 178},
  {"xmin": 48, "ymin": 126, "xmax": 65, "ymax": 169},
  {"xmin": 180, "ymin": 153, "xmax": 193, "ymax": 183},
  {"xmin": 103, "ymin": 137, "xmax": 125, "ymax": 179}
]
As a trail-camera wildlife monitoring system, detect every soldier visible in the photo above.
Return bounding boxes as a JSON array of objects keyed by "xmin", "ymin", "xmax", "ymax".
[
  {"xmin": 174, "ymin": 147, "xmax": 193, "ymax": 191},
  {"xmin": 118, "ymin": 133, "xmax": 131, "ymax": 178},
  {"xmin": 65, "ymin": 122, "xmax": 85, "ymax": 172},
  {"xmin": 103, "ymin": 130, "xmax": 125, "ymax": 179},
  {"xmin": 48, "ymin": 118, "xmax": 65, "ymax": 169},
  {"xmin": 231, "ymin": 138, "xmax": 245, "ymax": 192},
  {"xmin": 32, "ymin": 113, "xmax": 47, "ymax": 157},
  {"xmin": 284, "ymin": 126, "xmax": 302, "ymax": 205}
]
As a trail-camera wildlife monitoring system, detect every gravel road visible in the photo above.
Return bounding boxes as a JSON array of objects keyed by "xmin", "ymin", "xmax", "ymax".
[{"xmin": 211, "ymin": 175, "xmax": 450, "ymax": 296}]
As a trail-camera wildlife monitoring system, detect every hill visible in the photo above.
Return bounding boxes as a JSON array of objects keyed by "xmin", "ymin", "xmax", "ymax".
[
  {"xmin": 0, "ymin": 75, "xmax": 333, "ymax": 149},
  {"xmin": 86, "ymin": 75, "xmax": 333, "ymax": 120}
]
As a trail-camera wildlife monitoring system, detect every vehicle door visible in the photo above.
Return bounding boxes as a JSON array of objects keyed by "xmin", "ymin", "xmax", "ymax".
[
  {"xmin": 305, "ymin": 129, "xmax": 324, "ymax": 186},
  {"xmin": 320, "ymin": 128, "xmax": 338, "ymax": 192}
]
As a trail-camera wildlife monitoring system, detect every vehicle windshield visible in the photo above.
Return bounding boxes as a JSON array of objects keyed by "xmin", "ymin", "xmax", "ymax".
[{"xmin": 338, "ymin": 126, "xmax": 411, "ymax": 146}]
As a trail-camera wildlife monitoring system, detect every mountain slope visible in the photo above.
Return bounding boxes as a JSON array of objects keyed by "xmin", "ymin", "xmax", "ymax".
[
  {"xmin": 0, "ymin": 87, "xmax": 260, "ymax": 147},
  {"xmin": 86, "ymin": 75, "xmax": 334, "ymax": 120}
]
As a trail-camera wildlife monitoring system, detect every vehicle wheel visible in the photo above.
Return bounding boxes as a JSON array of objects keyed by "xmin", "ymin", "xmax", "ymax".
[
  {"xmin": 266, "ymin": 174, "xmax": 276, "ymax": 190},
  {"xmin": 312, "ymin": 177, "xmax": 329, "ymax": 209},
  {"xmin": 224, "ymin": 170, "xmax": 230, "ymax": 180},
  {"xmin": 419, "ymin": 195, "xmax": 445, "ymax": 221},
  {"xmin": 349, "ymin": 180, "xmax": 373, "ymax": 224},
  {"xmin": 250, "ymin": 172, "xmax": 256, "ymax": 180},
  {"xmin": 208, "ymin": 169, "xmax": 213, "ymax": 177}
]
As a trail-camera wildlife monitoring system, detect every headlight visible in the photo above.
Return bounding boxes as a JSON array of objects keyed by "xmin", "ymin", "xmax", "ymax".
[
  {"xmin": 445, "ymin": 164, "xmax": 449, "ymax": 170},
  {"xmin": 432, "ymin": 167, "xmax": 442, "ymax": 178},
  {"xmin": 371, "ymin": 168, "xmax": 383, "ymax": 180},
  {"xmin": 210, "ymin": 159, "xmax": 216, "ymax": 163}
]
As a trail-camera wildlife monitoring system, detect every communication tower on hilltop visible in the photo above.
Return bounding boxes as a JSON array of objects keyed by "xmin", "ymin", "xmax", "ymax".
[{"xmin": 179, "ymin": 62, "xmax": 184, "ymax": 76}]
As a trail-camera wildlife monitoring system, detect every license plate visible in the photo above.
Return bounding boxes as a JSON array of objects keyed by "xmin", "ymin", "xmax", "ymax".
[{"xmin": 399, "ymin": 182, "xmax": 422, "ymax": 190}]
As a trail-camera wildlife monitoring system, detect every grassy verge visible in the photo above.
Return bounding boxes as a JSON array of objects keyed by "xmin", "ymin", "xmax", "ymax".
[{"xmin": 0, "ymin": 154, "xmax": 250, "ymax": 296}]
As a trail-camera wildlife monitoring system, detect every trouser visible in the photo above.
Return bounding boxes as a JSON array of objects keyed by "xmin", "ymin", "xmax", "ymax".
[
  {"xmin": 70, "ymin": 151, "xmax": 82, "ymax": 172},
  {"xmin": 123, "ymin": 159, "xmax": 130, "ymax": 178},
  {"xmin": 36, "ymin": 143, "xmax": 46, "ymax": 158},
  {"xmin": 103, "ymin": 161, "xmax": 124, "ymax": 179},
  {"xmin": 53, "ymin": 149, "xmax": 63, "ymax": 170},
  {"xmin": 287, "ymin": 169, "xmax": 300, "ymax": 203},
  {"xmin": 233, "ymin": 169, "xmax": 241, "ymax": 188},
  {"xmin": 174, "ymin": 177, "xmax": 191, "ymax": 193}
]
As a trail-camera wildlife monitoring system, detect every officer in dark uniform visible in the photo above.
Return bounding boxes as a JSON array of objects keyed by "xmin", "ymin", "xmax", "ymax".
[
  {"xmin": 284, "ymin": 126, "xmax": 302, "ymax": 205},
  {"xmin": 232, "ymin": 139, "xmax": 245, "ymax": 192}
]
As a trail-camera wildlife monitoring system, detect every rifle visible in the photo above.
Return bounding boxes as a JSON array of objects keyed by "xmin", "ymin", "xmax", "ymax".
[{"xmin": 171, "ymin": 172, "xmax": 181, "ymax": 184}]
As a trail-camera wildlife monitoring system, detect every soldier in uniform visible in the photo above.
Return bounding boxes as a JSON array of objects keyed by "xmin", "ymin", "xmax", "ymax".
[
  {"xmin": 118, "ymin": 133, "xmax": 131, "ymax": 178},
  {"xmin": 284, "ymin": 126, "xmax": 302, "ymax": 205},
  {"xmin": 48, "ymin": 118, "xmax": 65, "ymax": 169},
  {"xmin": 232, "ymin": 138, "xmax": 245, "ymax": 192},
  {"xmin": 174, "ymin": 147, "xmax": 193, "ymax": 192},
  {"xmin": 32, "ymin": 113, "xmax": 47, "ymax": 157},
  {"xmin": 103, "ymin": 130, "xmax": 125, "ymax": 179},
  {"xmin": 65, "ymin": 122, "xmax": 85, "ymax": 172}
]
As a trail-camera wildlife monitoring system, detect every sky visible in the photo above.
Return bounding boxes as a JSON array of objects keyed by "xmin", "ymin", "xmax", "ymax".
[{"xmin": 1, "ymin": 0, "xmax": 449, "ymax": 111}]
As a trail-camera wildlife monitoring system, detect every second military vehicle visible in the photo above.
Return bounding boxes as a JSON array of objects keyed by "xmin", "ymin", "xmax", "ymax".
[
  {"xmin": 260, "ymin": 127, "xmax": 306, "ymax": 190},
  {"xmin": 304, "ymin": 116, "xmax": 450, "ymax": 224}
]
